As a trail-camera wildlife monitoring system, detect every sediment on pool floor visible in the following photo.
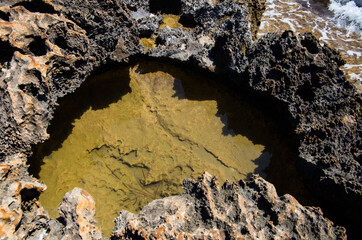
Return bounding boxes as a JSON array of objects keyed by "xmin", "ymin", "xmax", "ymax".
[{"xmin": 27, "ymin": 59, "xmax": 317, "ymax": 236}]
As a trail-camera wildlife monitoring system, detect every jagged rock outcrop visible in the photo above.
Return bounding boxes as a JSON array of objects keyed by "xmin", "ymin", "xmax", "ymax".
[
  {"xmin": 58, "ymin": 188, "xmax": 103, "ymax": 239},
  {"xmin": 242, "ymin": 31, "xmax": 362, "ymax": 237},
  {"xmin": 0, "ymin": 153, "xmax": 54, "ymax": 239},
  {"xmin": 0, "ymin": 0, "xmax": 360, "ymax": 239},
  {"xmin": 0, "ymin": 154, "xmax": 103, "ymax": 239},
  {"xmin": 234, "ymin": 0, "xmax": 266, "ymax": 39},
  {"xmin": 112, "ymin": 172, "xmax": 346, "ymax": 240}
]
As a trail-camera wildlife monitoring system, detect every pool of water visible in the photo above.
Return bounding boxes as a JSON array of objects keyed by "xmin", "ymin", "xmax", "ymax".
[{"xmin": 29, "ymin": 61, "xmax": 308, "ymax": 236}]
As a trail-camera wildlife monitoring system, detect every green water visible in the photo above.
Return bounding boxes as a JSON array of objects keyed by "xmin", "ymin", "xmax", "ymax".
[{"xmin": 29, "ymin": 62, "xmax": 291, "ymax": 236}]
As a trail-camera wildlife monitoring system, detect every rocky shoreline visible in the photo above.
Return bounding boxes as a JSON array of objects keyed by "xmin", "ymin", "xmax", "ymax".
[{"xmin": 0, "ymin": 0, "xmax": 361, "ymax": 239}]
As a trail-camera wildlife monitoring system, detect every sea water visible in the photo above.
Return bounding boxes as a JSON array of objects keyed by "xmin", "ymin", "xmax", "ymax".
[{"xmin": 259, "ymin": 0, "xmax": 362, "ymax": 82}]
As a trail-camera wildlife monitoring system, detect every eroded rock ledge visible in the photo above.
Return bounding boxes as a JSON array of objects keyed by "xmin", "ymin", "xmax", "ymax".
[
  {"xmin": 0, "ymin": 0, "xmax": 360, "ymax": 239},
  {"xmin": 112, "ymin": 172, "xmax": 346, "ymax": 239}
]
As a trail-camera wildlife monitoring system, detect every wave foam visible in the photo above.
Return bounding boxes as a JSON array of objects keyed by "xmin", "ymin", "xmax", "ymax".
[{"xmin": 329, "ymin": 0, "xmax": 362, "ymax": 33}]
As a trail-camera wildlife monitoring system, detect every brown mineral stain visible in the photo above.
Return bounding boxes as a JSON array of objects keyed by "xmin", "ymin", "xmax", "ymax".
[
  {"xmin": 32, "ymin": 62, "xmax": 281, "ymax": 236},
  {"xmin": 154, "ymin": 226, "xmax": 166, "ymax": 238},
  {"xmin": 0, "ymin": 206, "xmax": 19, "ymax": 237},
  {"xmin": 0, "ymin": 164, "xmax": 10, "ymax": 175}
]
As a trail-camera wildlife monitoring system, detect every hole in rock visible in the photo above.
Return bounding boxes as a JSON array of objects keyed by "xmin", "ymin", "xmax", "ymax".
[
  {"xmin": 53, "ymin": 36, "xmax": 68, "ymax": 50},
  {"xmin": 19, "ymin": 82, "xmax": 39, "ymax": 97},
  {"xmin": 28, "ymin": 36, "xmax": 48, "ymax": 56},
  {"xmin": 297, "ymin": 81, "xmax": 315, "ymax": 102},
  {"xmin": 20, "ymin": 188, "xmax": 41, "ymax": 212},
  {"xmin": 138, "ymin": 29, "xmax": 154, "ymax": 39},
  {"xmin": 179, "ymin": 13, "xmax": 199, "ymax": 28},
  {"xmin": 149, "ymin": 0, "xmax": 181, "ymax": 14},
  {"xmin": 0, "ymin": 10, "xmax": 10, "ymax": 21},
  {"xmin": 18, "ymin": 70, "xmax": 48, "ymax": 102},
  {"xmin": 28, "ymin": 60, "xmax": 313, "ymax": 236},
  {"xmin": 270, "ymin": 43, "xmax": 284, "ymax": 61},
  {"xmin": 13, "ymin": 0, "xmax": 57, "ymax": 14},
  {"xmin": 301, "ymin": 37, "xmax": 319, "ymax": 54},
  {"xmin": 0, "ymin": 40, "xmax": 16, "ymax": 64},
  {"xmin": 20, "ymin": 188, "xmax": 40, "ymax": 202}
]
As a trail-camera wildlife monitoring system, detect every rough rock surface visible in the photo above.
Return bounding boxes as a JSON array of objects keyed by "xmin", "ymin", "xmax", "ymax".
[
  {"xmin": 58, "ymin": 188, "xmax": 103, "ymax": 239},
  {"xmin": 0, "ymin": 0, "xmax": 360, "ymax": 239},
  {"xmin": 234, "ymin": 0, "xmax": 266, "ymax": 39},
  {"xmin": 242, "ymin": 31, "xmax": 362, "ymax": 236},
  {"xmin": 0, "ymin": 153, "xmax": 103, "ymax": 239},
  {"xmin": 112, "ymin": 172, "xmax": 346, "ymax": 240},
  {"xmin": 0, "ymin": 153, "xmax": 47, "ymax": 239}
]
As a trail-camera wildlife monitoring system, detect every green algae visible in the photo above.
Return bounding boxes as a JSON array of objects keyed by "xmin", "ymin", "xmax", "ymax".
[{"xmin": 30, "ymin": 62, "xmax": 276, "ymax": 236}]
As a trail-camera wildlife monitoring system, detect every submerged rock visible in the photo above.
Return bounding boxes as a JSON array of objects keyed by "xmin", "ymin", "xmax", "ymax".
[{"xmin": 0, "ymin": 0, "xmax": 360, "ymax": 238}]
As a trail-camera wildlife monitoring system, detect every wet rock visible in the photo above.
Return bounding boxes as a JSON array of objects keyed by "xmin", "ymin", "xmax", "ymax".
[{"xmin": 112, "ymin": 172, "xmax": 346, "ymax": 239}]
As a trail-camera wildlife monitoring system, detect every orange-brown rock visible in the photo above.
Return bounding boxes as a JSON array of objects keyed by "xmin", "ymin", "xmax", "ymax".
[
  {"xmin": 58, "ymin": 188, "xmax": 103, "ymax": 239},
  {"xmin": 0, "ymin": 154, "xmax": 46, "ymax": 239}
]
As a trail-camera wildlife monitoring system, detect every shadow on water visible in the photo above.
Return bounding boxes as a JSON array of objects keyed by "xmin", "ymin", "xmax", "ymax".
[
  {"xmin": 28, "ymin": 66, "xmax": 131, "ymax": 178},
  {"xmin": 133, "ymin": 60, "xmax": 318, "ymax": 206}
]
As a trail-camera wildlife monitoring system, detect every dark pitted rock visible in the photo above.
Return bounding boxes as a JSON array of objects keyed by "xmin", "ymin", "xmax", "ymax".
[
  {"xmin": 0, "ymin": 0, "xmax": 360, "ymax": 239},
  {"xmin": 180, "ymin": 0, "xmax": 266, "ymax": 40},
  {"xmin": 117, "ymin": 0, "xmax": 253, "ymax": 72},
  {"xmin": 242, "ymin": 30, "xmax": 362, "ymax": 235},
  {"xmin": 112, "ymin": 172, "xmax": 346, "ymax": 240},
  {"xmin": 234, "ymin": 0, "xmax": 266, "ymax": 39}
]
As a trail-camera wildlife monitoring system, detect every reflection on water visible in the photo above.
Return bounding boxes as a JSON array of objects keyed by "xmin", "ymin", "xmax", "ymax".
[
  {"xmin": 259, "ymin": 0, "xmax": 361, "ymax": 82},
  {"xmin": 29, "ymin": 61, "xmax": 305, "ymax": 236}
]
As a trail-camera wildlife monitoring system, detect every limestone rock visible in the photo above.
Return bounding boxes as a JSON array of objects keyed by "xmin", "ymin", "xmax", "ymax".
[
  {"xmin": 243, "ymin": 31, "xmax": 362, "ymax": 236},
  {"xmin": 233, "ymin": 0, "xmax": 266, "ymax": 39},
  {"xmin": 0, "ymin": 0, "xmax": 360, "ymax": 239},
  {"xmin": 0, "ymin": 153, "xmax": 48, "ymax": 239},
  {"xmin": 112, "ymin": 172, "xmax": 346, "ymax": 239},
  {"xmin": 58, "ymin": 188, "xmax": 103, "ymax": 240}
]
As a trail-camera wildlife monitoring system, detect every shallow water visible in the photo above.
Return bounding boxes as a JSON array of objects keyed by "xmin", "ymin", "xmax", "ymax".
[
  {"xmin": 258, "ymin": 0, "xmax": 362, "ymax": 82},
  {"xmin": 31, "ymin": 62, "xmax": 286, "ymax": 235}
]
